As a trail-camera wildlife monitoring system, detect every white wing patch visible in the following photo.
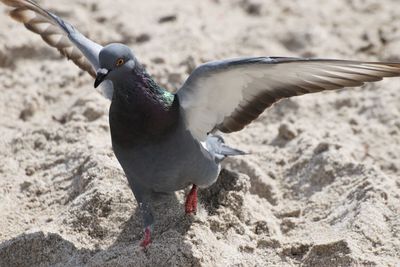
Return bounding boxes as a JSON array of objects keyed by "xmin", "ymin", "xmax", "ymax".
[{"xmin": 179, "ymin": 69, "xmax": 247, "ymax": 139}]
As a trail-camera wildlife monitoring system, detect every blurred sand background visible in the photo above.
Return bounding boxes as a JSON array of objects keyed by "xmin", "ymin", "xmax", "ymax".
[{"xmin": 0, "ymin": 0, "xmax": 400, "ymax": 266}]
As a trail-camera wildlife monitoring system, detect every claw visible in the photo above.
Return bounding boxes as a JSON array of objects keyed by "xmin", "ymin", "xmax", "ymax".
[
  {"xmin": 140, "ymin": 227, "xmax": 151, "ymax": 248},
  {"xmin": 185, "ymin": 184, "xmax": 198, "ymax": 214}
]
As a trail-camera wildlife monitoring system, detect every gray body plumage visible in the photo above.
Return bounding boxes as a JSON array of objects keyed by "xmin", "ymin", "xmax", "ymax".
[
  {"xmin": 111, "ymin": 114, "xmax": 220, "ymax": 194},
  {"xmin": 105, "ymin": 57, "xmax": 227, "ymax": 228}
]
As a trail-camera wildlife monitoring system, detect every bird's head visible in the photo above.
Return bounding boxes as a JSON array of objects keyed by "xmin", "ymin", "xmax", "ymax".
[{"xmin": 94, "ymin": 43, "xmax": 136, "ymax": 88}]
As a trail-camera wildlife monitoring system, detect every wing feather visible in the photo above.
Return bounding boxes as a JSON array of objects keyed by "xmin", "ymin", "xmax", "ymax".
[
  {"xmin": 1, "ymin": 0, "xmax": 113, "ymax": 99},
  {"xmin": 177, "ymin": 57, "xmax": 400, "ymax": 140}
]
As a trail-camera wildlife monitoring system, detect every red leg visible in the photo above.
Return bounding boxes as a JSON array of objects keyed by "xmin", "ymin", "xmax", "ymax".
[
  {"xmin": 185, "ymin": 184, "xmax": 198, "ymax": 214},
  {"xmin": 140, "ymin": 227, "xmax": 151, "ymax": 248}
]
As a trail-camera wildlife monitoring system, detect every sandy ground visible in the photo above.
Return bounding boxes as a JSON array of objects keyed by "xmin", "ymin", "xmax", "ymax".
[{"xmin": 0, "ymin": 0, "xmax": 400, "ymax": 266}]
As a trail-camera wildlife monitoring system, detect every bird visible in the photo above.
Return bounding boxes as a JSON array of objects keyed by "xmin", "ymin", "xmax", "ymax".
[{"xmin": 2, "ymin": 0, "xmax": 400, "ymax": 248}]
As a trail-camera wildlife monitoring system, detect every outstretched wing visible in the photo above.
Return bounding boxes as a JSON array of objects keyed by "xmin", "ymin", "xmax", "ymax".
[
  {"xmin": 177, "ymin": 57, "xmax": 400, "ymax": 141},
  {"xmin": 1, "ymin": 0, "xmax": 113, "ymax": 99}
]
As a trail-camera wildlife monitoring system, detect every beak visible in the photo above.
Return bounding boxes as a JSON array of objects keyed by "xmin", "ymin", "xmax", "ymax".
[{"xmin": 94, "ymin": 68, "xmax": 109, "ymax": 88}]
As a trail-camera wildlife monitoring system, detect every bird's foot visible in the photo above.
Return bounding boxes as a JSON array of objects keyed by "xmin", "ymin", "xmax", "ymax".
[
  {"xmin": 140, "ymin": 227, "xmax": 151, "ymax": 248},
  {"xmin": 185, "ymin": 184, "xmax": 198, "ymax": 214}
]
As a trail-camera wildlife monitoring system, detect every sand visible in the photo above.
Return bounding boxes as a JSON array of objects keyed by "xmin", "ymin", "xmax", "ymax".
[{"xmin": 0, "ymin": 0, "xmax": 400, "ymax": 266}]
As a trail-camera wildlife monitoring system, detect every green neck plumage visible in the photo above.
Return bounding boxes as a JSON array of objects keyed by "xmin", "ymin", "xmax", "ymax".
[{"xmin": 141, "ymin": 69, "xmax": 175, "ymax": 108}]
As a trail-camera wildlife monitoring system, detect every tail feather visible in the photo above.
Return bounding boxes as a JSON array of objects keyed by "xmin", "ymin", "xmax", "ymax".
[{"xmin": 205, "ymin": 134, "xmax": 247, "ymax": 162}]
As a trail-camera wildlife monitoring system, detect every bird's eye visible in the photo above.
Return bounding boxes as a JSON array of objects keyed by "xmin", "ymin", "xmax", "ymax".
[{"xmin": 116, "ymin": 58, "xmax": 125, "ymax": 67}]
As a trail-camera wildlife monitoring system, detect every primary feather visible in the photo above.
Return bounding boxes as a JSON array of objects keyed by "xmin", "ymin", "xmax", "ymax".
[{"xmin": 1, "ymin": 0, "xmax": 113, "ymax": 99}]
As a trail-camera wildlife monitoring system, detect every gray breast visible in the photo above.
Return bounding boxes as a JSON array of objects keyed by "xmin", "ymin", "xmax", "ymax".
[{"xmin": 112, "ymin": 117, "xmax": 220, "ymax": 193}]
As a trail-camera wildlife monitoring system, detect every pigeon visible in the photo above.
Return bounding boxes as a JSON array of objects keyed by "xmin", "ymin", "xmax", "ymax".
[{"xmin": 2, "ymin": 0, "xmax": 400, "ymax": 248}]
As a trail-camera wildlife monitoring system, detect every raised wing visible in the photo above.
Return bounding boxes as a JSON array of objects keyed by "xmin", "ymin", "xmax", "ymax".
[
  {"xmin": 1, "ymin": 0, "xmax": 113, "ymax": 99},
  {"xmin": 177, "ymin": 57, "xmax": 400, "ymax": 140}
]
